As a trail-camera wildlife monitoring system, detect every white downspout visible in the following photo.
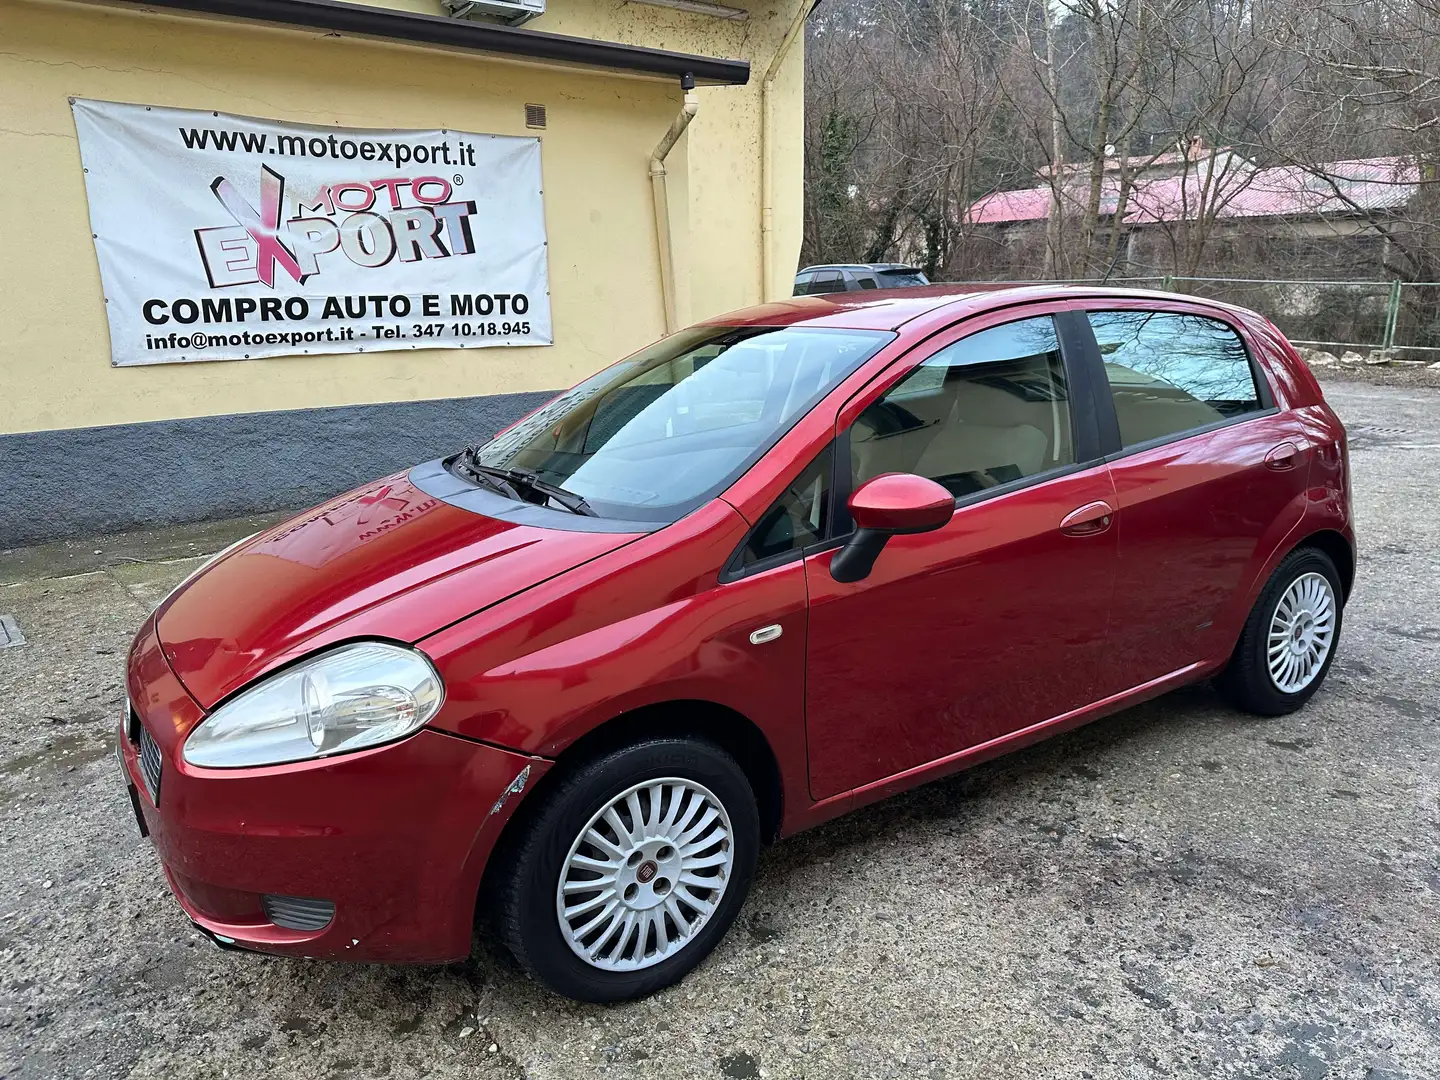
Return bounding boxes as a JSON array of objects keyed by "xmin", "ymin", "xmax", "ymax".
[
  {"xmin": 651, "ymin": 79, "xmax": 700, "ymax": 334},
  {"xmin": 760, "ymin": 0, "xmax": 818, "ymax": 303}
]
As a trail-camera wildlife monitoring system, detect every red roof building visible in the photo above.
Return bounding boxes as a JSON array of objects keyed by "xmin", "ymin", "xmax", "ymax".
[{"xmin": 965, "ymin": 151, "xmax": 1418, "ymax": 228}]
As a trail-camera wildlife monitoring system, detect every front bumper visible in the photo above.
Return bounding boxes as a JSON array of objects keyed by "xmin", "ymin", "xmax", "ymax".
[{"xmin": 120, "ymin": 616, "xmax": 548, "ymax": 963}]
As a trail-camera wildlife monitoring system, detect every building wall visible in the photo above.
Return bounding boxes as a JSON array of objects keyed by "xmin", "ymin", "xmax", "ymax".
[{"xmin": 0, "ymin": 0, "xmax": 806, "ymax": 545}]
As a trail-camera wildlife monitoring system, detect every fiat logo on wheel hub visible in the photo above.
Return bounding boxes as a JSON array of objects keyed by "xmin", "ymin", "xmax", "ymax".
[{"xmin": 636, "ymin": 860, "xmax": 658, "ymax": 884}]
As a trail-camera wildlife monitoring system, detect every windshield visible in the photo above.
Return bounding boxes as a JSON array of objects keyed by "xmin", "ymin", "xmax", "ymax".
[{"xmin": 463, "ymin": 325, "xmax": 892, "ymax": 521}]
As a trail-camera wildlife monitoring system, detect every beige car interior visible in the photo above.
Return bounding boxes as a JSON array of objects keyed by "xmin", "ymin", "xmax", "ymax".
[
  {"xmin": 852, "ymin": 354, "xmax": 1073, "ymax": 494},
  {"xmin": 1107, "ymin": 384, "xmax": 1227, "ymax": 446},
  {"xmin": 847, "ymin": 309, "xmax": 1259, "ymax": 501}
]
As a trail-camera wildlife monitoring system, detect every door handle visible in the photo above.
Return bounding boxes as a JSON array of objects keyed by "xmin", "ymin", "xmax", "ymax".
[
  {"xmin": 1265, "ymin": 442, "xmax": 1299, "ymax": 471},
  {"xmin": 1059, "ymin": 500, "xmax": 1114, "ymax": 537}
]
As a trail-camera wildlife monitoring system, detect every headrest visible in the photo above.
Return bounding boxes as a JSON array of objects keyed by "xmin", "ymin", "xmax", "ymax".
[{"xmin": 947, "ymin": 379, "xmax": 1045, "ymax": 427}]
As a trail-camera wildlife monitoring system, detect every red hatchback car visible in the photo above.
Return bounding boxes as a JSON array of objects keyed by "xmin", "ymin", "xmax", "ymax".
[{"xmin": 120, "ymin": 285, "xmax": 1353, "ymax": 1002}]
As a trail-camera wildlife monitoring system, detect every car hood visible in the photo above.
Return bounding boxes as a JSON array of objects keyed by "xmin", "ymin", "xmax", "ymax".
[{"xmin": 155, "ymin": 472, "xmax": 641, "ymax": 709}]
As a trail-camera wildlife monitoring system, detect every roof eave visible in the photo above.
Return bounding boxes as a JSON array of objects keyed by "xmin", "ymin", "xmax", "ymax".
[{"xmin": 102, "ymin": 0, "xmax": 752, "ymax": 85}]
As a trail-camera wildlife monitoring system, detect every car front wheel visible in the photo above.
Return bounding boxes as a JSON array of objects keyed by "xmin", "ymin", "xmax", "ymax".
[
  {"xmin": 492, "ymin": 736, "xmax": 759, "ymax": 1002},
  {"xmin": 1217, "ymin": 546, "xmax": 1344, "ymax": 716}
]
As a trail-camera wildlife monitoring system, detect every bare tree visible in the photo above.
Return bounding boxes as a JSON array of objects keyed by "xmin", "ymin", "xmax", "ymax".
[
  {"xmin": 803, "ymin": 0, "xmax": 1015, "ymax": 275},
  {"xmin": 801, "ymin": 0, "xmax": 1440, "ymax": 304}
]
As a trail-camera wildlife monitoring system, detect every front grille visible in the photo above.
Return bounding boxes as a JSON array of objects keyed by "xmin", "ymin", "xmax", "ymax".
[
  {"xmin": 262, "ymin": 894, "xmax": 335, "ymax": 931},
  {"xmin": 137, "ymin": 725, "xmax": 162, "ymax": 803}
]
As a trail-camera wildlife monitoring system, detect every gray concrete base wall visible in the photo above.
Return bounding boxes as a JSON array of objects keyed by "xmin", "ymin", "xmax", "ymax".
[{"xmin": 1, "ymin": 391, "xmax": 554, "ymax": 548}]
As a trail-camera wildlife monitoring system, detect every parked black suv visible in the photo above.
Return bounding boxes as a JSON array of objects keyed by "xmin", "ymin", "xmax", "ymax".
[{"xmin": 793, "ymin": 263, "xmax": 930, "ymax": 295}]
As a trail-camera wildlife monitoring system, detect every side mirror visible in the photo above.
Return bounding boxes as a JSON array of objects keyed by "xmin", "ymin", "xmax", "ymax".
[{"xmin": 830, "ymin": 473, "xmax": 954, "ymax": 583}]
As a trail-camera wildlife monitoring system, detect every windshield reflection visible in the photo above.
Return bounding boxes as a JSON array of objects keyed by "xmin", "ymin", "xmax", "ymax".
[{"xmin": 466, "ymin": 325, "xmax": 892, "ymax": 521}]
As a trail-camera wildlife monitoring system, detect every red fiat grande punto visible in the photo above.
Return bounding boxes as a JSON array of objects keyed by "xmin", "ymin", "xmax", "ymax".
[{"xmin": 120, "ymin": 285, "xmax": 1352, "ymax": 1002}]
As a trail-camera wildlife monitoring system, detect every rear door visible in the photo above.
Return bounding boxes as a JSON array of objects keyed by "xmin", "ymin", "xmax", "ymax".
[{"xmin": 1076, "ymin": 307, "xmax": 1311, "ymax": 695}]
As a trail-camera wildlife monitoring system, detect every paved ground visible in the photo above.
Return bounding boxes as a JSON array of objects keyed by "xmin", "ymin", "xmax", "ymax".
[{"xmin": 2, "ymin": 380, "xmax": 1437, "ymax": 1080}]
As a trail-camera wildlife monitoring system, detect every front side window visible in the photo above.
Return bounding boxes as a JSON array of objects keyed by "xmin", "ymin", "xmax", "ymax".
[
  {"xmin": 740, "ymin": 448, "xmax": 832, "ymax": 567},
  {"xmin": 1088, "ymin": 310, "xmax": 1262, "ymax": 448},
  {"xmin": 467, "ymin": 325, "xmax": 890, "ymax": 522},
  {"xmin": 850, "ymin": 316, "xmax": 1073, "ymax": 497}
]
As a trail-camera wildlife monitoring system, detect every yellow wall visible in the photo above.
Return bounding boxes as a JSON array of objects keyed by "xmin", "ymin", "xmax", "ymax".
[{"xmin": 0, "ymin": 0, "xmax": 807, "ymax": 434}]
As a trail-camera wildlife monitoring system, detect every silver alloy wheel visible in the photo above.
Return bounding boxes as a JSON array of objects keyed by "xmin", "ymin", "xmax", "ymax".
[
  {"xmin": 1267, "ymin": 571, "xmax": 1337, "ymax": 693},
  {"xmin": 556, "ymin": 778, "xmax": 734, "ymax": 972}
]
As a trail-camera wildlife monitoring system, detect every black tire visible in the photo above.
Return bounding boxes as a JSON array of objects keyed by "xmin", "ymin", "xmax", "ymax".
[
  {"xmin": 1216, "ymin": 546, "xmax": 1345, "ymax": 716},
  {"xmin": 491, "ymin": 737, "xmax": 759, "ymax": 1003}
]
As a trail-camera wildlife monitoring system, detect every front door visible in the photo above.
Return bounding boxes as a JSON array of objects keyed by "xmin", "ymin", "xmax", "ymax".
[{"xmin": 802, "ymin": 312, "xmax": 1119, "ymax": 800}]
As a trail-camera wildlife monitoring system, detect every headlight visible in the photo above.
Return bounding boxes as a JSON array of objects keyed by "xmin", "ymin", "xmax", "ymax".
[{"xmin": 182, "ymin": 642, "xmax": 444, "ymax": 768}]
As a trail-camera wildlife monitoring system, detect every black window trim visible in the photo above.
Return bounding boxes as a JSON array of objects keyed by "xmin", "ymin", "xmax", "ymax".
[
  {"xmin": 1102, "ymin": 407, "xmax": 1281, "ymax": 465},
  {"xmin": 1068, "ymin": 306, "xmax": 1278, "ymax": 462},
  {"xmin": 719, "ymin": 438, "xmax": 846, "ymax": 583},
  {"xmin": 833, "ymin": 448, "xmax": 1107, "ymax": 539},
  {"xmin": 1054, "ymin": 310, "xmax": 1107, "ymax": 465},
  {"xmin": 945, "ymin": 457, "xmax": 1102, "ymax": 516}
]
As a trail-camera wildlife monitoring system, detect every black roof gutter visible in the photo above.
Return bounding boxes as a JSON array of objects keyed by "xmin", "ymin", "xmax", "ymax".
[{"xmin": 118, "ymin": 0, "xmax": 751, "ymax": 85}]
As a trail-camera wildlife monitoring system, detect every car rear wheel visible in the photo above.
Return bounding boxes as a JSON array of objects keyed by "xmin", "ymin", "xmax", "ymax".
[
  {"xmin": 492, "ymin": 737, "xmax": 759, "ymax": 1002},
  {"xmin": 1217, "ymin": 546, "xmax": 1344, "ymax": 716}
]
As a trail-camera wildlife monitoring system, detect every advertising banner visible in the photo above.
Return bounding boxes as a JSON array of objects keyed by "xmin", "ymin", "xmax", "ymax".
[{"xmin": 71, "ymin": 99, "xmax": 552, "ymax": 367}]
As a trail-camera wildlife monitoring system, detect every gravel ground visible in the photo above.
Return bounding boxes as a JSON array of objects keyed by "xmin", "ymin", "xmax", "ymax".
[
  {"xmin": 1, "ymin": 380, "xmax": 1437, "ymax": 1080},
  {"xmin": 1311, "ymin": 360, "xmax": 1440, "ymax": 391}
]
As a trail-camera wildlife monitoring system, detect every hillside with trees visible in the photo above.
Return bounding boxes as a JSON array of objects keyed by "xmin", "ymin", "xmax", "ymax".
[{"xmin": 803, "ymin": 0, "xmax": 1440, "ymax": 288}]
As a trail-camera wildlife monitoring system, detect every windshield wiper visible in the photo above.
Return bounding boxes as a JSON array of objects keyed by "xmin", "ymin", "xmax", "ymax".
[
  {"xmin": 459, "ymin": 453, "xmax": 597, "ymax": 517},
  {"xmin": 453, "ymin": 452, "xmax": 523, "ymax": 501},
  {"xmin": 502, "ymin": 466, "xmax": 598, "ymax": 517}
]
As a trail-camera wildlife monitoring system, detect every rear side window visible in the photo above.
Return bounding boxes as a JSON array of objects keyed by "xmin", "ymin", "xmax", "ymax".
[
  {"xmin": 1088, "ymin": 311, "xmax": 1262, "ymax": 448},
  {"xmin": 803, "ymin": 271, "xmax": 845, "ymax": 295}
]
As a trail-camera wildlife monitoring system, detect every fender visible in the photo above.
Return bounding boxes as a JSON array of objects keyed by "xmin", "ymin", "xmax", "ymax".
[
  {"xmin": 419, "ymin": 498, "xmax": 812, "ymax": 835},
  {"xmin": 1203, "ymin": 416, "xmax": 1353, "ymax": 670},
  {"xmin": 446, "ymin": 749, "xmax": 554, "ymax": 958},
  {"xmin": 443, "ymin": 581, "xmax": 805, "ymax": 750},
  {"xmin": 1202, "ymin": 494, "xmax": 1311, "ymax": 671}
]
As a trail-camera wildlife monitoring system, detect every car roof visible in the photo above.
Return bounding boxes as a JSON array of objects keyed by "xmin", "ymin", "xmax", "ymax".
[{"xmin": 700, "ymin": 283, "xmax": 1254, "ymax": 334}]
